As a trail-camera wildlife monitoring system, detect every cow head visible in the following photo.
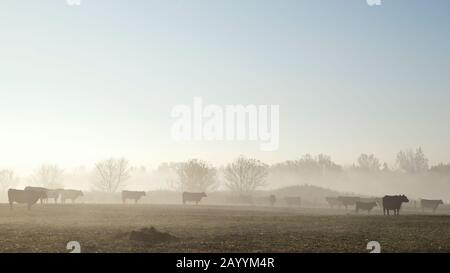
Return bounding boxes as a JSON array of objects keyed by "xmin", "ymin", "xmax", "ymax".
[
  {"xmin": 78, "ymin": 190, "xmax": 84, "ymax": 197},
  {"xmin": 141, "ymin": 191, "xmax": 146, "ymax": 196},
  {"xmin": 400, "ymin": 195, "xmax": 409, "ymax": 203},
  {"xmin": 438, "ymin": 200, "xmax": 444, "ymax": 205},
  {"xmin": 201, "ymin": 192, "xmax": 207, "ymax": 197}
]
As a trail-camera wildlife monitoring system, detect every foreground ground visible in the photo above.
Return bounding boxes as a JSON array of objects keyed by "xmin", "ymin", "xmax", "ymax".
[{"xmin": 0, "ymin": 203, "xmax": 449, "ymax": 253}]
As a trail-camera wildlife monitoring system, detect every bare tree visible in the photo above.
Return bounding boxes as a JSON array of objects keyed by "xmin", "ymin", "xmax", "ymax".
[
  {"xmin": 396, "ymin": 147, "xmax": 429, "ymax": 173},
  {"xmin": 356, "ymin": 153, "xmax": 381, "ymax": 172},
  {"xmin": 175, "ymin": 159, "xmax": 217, "ymax": 192},
  {"xmin": 0, "ymin": 169, "xmax": 19, "ymax": 192},
  {"xmin": 32, "ymin": 164, "xmax": 64, "ymax": 188},
  {"xmin": 270, "ymin": 154, "xmax": 342, "ymax": 180},
  {"xmin": 224, "ymin": 156, "xmax": 269, "ymax": 194},
  {"xmin": 93, "ymin": 158, "xmax": 131, "ymax": 192}
]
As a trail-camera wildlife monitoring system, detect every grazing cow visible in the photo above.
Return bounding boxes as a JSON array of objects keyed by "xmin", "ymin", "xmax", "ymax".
[
  {"xmin": 325, "ymin": 197, "xmax": 342, "ymax": 208},
  {"xmin": 420, "ymin": 199, "xmax": 444, "ymax": 213},
  {"xmin": 182, "ymin": 192, "xmax": 207, "ymax": 205},
  {"xmin": 122, "ymin": 190, "xmax": 146, "ymax": 204},
  {"xmin": 60, "ymin": 189, "xmax": 83, "ymax": 204},
  {"xmin": 24, "ymin": 186, "xmax": 48, "ymax": 204},
  {"xmin": 8, "ymin": 189, "xmax": 47, "ymax": 210},
  {"xmin": 337, "ymin": 196, "xmax": 360, "ymax": 210},
  {"xmin": 285, "ymin": 196, "xmax": 301, "ymax": 207},
  {"xmin": 269, "ymin": 195, "xmax": 276, "ymax": 206},
  {"xmin": 25, "ymin": 187, "xmax": 62, "ymax": 204},
  {"xmin": 383, "ymin": 195, "xmax": 409, "ymax": 216},
  {"xmin": 355, "ymin": 201, "xmax": 377, "ymax": 214}
]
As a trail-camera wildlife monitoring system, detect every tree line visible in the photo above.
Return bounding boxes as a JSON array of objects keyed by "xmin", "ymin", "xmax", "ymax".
[{"xmin": 1, "ymin": 147, "xmax": 449, "ymax": 195}]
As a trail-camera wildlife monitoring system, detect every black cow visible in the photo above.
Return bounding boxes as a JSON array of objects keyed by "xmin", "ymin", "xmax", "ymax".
[
  {"xmin": 355, "ymin": 201, "xmax": 377, "ymax": 214},
  {"xmin": 383, "ymin": 195, "xmax": 409, "ymax": 216},
  {"xmin": 122, "ymin": 190, "xmax": 146, "ymax": 204},
  {"xmin": 420, "ymin": 199, "xmax": 444, "ymax": 213},
  {"xmin": 182, "ymin": 192, "xmax": 207, "ymax": 205},
  {"xmin": 8, "ymin": 189, "xmax": 47, "ymax": 210}
]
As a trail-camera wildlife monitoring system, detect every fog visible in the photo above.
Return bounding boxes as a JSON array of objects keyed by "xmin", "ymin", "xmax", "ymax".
[{"xmin": 1, "ymin": 149, "xmax": 449, "ymax": 205}]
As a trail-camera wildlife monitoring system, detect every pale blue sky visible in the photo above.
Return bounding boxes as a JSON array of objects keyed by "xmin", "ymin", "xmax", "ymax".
[{"xmin": 1, "ymin": 0, "xmax": 449, "ymax": 174}]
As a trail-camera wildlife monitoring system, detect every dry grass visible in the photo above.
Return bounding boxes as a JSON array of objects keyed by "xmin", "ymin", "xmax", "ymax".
[{"xmin": 0, "ymin": 204, "xmax": 449, "ymax": 253}]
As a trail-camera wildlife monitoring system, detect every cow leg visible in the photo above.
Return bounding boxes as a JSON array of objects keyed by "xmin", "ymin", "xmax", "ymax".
[
  {"xmin": 9, "ymin": 202, "xmax": 13, "ymax": 210},
  {"xmin": 27, "ymin": 203, "xmax": 31, "ymax": 210}
]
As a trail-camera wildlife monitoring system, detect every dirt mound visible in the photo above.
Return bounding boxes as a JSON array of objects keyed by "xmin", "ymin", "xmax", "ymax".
[{"xmin": 129, "ymin": 227, "xmax": 178, "ymax": 244}]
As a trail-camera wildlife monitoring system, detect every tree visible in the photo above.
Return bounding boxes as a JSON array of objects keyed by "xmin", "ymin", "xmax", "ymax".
[
  {"xmin": 154, "ymin": 162, "xmax": 181, "ymax": 191},
  {"xmin": 356, "ymin": 154, "xmax": 381, "ymax": 172},
  {"xmin": 0, "ymin": 169, "xmax": 19, "ymax": 192},
  {"xmin": 224, "ymin": 156, "xmax": 269, "ymax": 194},
  {"xmin": 430, "ymin": 163, "xmax": 450, "ymax": 174},
  {"xmin": 396, "ymin": 147, "xmax": 429, "ymax": 173},
  {"xmin": 271, "ymin": 154, "xmax": 342, "ymax": 179},
  {"xmin": 93, "ymin": 158, "xmax": 131, "ymax": 193},
  {"xmin": 32, "ymin": 164, "xmax": 64, "ymax": 188},
  {"xmin": 175, "ymin": 159, "xmax": 217, "ymax": 192}
]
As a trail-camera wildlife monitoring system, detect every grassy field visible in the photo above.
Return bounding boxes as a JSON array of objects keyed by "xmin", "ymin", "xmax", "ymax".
[{"xmin": 0, "ymin": 203, "xmax": 449, "ymax": 253}]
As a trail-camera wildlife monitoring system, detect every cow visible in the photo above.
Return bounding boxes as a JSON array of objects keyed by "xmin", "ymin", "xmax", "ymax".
[
  {"xmin": 420, "ymin": 199, "xmax": 444, "ymax": 213},
  {"xmin": 383, "ymin": 195, "xmax": 409, "ymax": 216},
  {"xmin": 269, "ymin": 195, "xmax": 276, "ymax": 206},
  {"xmin": 25, "ymin": 187, "xmax": 62, "ymax": 204},
  {"xmin": 285, "ymin": 196, "xmax": 301, "ymax": 207},
  {"xmin": 325, "ymin": 197, "xmax": 342, "ymax": 208},
  {"xmin": 60, "ymin": 189, "xmax": 83, "ymax": 204},
  {"xmin": 337, "ymin": 196, "xmax": 360, "ymax": 210},
  {"xmin": 122, "ymin": 190, "xmax": 146, "ymax": 204},
  {"xmin": 355, "ymin": 201, "xmax": 377, "ymax": 214},
  {"xmin": 8, "ymin": 189, "xmax": 47, "ymax": 210},
  {"xmin": 359, "ymin": 197, "xmax": 383, "ymax": 210},
  {"xmin": 182, "ymin": 192, "xmax": 207, "ymax": 205},
  {"xmin": 24, "ymin": 186, "xmax": 47, "ymax": 204}
]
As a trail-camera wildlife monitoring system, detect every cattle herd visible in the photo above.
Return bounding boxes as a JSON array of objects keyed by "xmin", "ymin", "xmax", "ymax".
[
  {"xmin": 5, "ymin": 187, "xmax": 446, "ymax": 215},
  {"xmin": 324, "ymin": 195, "xmax": 445, "ymax": 215},
  {"xmin": 8, "ymin": 187, "xmax": 84, "ymax": 210}
]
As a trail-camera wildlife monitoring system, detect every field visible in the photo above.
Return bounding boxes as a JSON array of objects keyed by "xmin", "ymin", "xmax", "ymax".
[{"xmin": 0, "ymin": 203, "xmax": 449, "ymax": 253}]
